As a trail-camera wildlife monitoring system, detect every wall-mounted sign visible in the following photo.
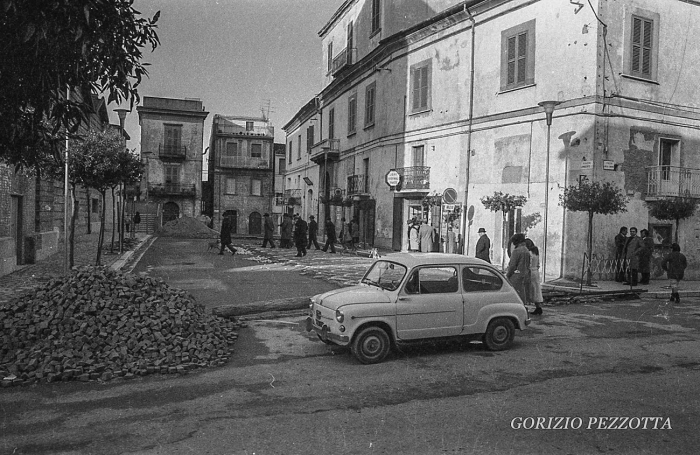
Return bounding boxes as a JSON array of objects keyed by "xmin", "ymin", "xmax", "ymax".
[
  {"xmin": 603, "ymin": 160, "xmax": 615, "ymax": 171},
  {"xmin": 580, "ymin": 160, "xmax": 593, "ymax": 170},
  {"xmin": 385, "ymin": 169, "xmax": 401, "ymax": 188},
  {"xmin": 442, "ymin": 187, "xmax": 458, "ymax": 203},
  {"xmin": 443, "ymin": 204, "xmax": 456, "ymax": 211}
]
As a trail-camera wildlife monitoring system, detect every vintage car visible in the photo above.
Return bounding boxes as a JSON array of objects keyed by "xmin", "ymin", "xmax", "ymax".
[{"xmin": 306, "ymin": 252, "xmax": 530, "ymax": 364}]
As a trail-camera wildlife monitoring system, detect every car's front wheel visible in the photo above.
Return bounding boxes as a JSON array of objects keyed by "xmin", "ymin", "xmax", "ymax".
[
  {"xmin": 483, "ymin": 317, "xmax": 515, "ymax": 351},
  {"xmin": 351, "ymin": 326, "xmax": 391, "ymax": 364}
]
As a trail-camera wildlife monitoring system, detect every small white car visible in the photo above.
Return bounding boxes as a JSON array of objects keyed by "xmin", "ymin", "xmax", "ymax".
[{"xmin": 306, "ymin": 252, "xmax": 530, "ymax": 364}]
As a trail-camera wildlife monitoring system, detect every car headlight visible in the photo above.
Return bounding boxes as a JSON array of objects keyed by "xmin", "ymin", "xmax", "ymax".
[{"xmin": 335, "ymin": 309, "xmax": 344, "ymax": 323}]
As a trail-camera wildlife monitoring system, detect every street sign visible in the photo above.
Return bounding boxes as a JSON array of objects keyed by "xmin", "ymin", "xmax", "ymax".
[
  {"xmin": 443, "ymin": 204, "xmax": 456, "ymax": 211},
  {"xmin": 443, "ymin": 187, "xmax": 458, "ymax": 203},
  {"xmin": 603, "ymin": 160, "xmax": 615, "ymax": 171},
  {"xmin": 385, "ymin": 170, "xmax": 401, "ymax": 188},
  {"xmin": 581, "ymin": 160, "xmax": 593, "ymax": 170}
]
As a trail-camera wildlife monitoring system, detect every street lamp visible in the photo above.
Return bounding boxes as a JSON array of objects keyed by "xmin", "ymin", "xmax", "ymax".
[
  {"xmin": 538, "ymin": 100, "xmax": 560, "ymax": 283},
  {"xmin": 115, "ymin": 108, "xmax": 130, "ymax": 253}
]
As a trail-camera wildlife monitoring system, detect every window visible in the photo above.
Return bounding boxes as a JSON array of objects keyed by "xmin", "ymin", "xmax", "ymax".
[
  {"xmin": 288, "ymin": 141, "xmax": 292, "ymax": 163},
  {"xmin": 297, "ymin": 135, "xmax": 302, "ymax": 160},
  {"xmin": 624, "ymin": 9, "xmax": 659, "ymax": 81},
  {"xmin": 347, "ymin": 21, "xmax": 354, "ymax": 64},
  {"xmin": 658, "ymin": 138, "xmax": 680, "ymax": 181},
  {"xmin": 164, "ymin": 164, "xmax": 180, "ymax": 186},
  {"xmin": 225, "ymin": 177, "xmax": 236, "ymax": 194},
  {"xmin": 412, "ymin": 145, "xmax": 425, "ymax": 167},
  {"xmin": 371, "ymin": 0, "xmax": 381, "ymax": 34},
  {"xmin": 163, "ymin": 124, "xmax": 182, "ymax": 154},
  {"xmin": 348, "ymin": 93, "xmax": 357, "ymax": 134},
  {"xmin": 500, "ymin": 20, "xmax": 536, "ymax": 91},
  {"xmin": 91, "ymin": 198, "xmax": 99, "ymax": 214},
  {"xmin": 251, "ymin": 179, "xmax": 262, "ymax": 196},
  {"xmin": 225, "ymin": 141, "xmax": 240, "ymax": 157},
  {"xmin": 328, "ymin": 108, "xmax": 335, "ymax": 140},
  {"xmin": 410, "ymin": 60, "xmax": 431, "ymax": 113},
  {"xmin": 363, "ymin": 158, "xmax": 370, "ymax": 193},
  {"xmin": 462, "ymin": 267, "xmax": 503, "ymax": 292},
  {"xmin": 327, "ymin": 41, "xmax": 333, "ymax": 73},
  {"xmin": 307, "ymin": 125, "xmax": 315, "ymax": 151},
  {"xmin": 246, "ymin": 121, "xmax": 254, "ymax": 131},
  {"xmin": 405, "ymin": 267, "xmax": 458, "ymax": 294},
  {"xmin": 365, "ymin": 82, "xmax": 376, "ymax": 127},
  {"xmin": 278, "ymin": 158, "xmax": 286, "ymax": 175},
  {"xmin": 250, "ymin": 143, "xmax": 262, "ymax": 158}
]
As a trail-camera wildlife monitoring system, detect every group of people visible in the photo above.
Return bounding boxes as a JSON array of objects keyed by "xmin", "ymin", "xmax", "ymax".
[
  {"xmin": 407, "ymin": 218, "xmax": 437, "ymax": 252},
  {"xmin": 615, "ymin": 226, "xmax": 688, "ymax": 302},
  {"xmin": 260, "ymin": 213, "xmax": 360, "ymax": 255},
  {"xmin": 505, "ymin": 233, "xmax": 544, "ymax": 315}
]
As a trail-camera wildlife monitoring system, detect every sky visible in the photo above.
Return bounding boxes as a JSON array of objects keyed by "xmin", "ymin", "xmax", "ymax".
[{"xmin": 113, "ymin": 0, "xmax": 343, "ymax": 150}]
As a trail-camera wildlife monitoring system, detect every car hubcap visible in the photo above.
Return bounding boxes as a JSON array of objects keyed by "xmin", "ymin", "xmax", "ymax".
[
  {"xmin": 363, "ymin": 337, "xmax": 381, "ymax": 355},
  {"xmin": 493, "ymin": 326, "xmax": 508, "ymax": 343}
]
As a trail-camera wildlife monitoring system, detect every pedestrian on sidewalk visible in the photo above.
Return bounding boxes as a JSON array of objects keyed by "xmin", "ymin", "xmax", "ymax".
[
  {"xmin": 408, "ymin": 218, "xmax": 420, "ymax": 251},
  {"xmin": 218, "ymin": 216, "xmax": 237, "ymax": 256},
  {"xmin": 280, "ymin": 213, "xmax": 293, "ymax": 248},
  {"xmin": 525, "ymin": 239, "xmax": 543, "ymax": 315},
  {"xmin": 340, "ymin": 217, "xmax": 355, "ymax": 252},
  {"xmin": 475, "ymin": 227, "xmax": 491, "ymax": 263},
  {"xmin": 639, "ymin": 229, "xmax": 654, "ymax": 284},
  {"xmin": 623, "ymin": 227, "xmax": 642, "ymax": 286},
  {"xmin": 307, "ymin": 215, "xmax": 320, "ymax": 250},
  {"xmin": 322, "ymin": 217, "xmax": 337, "ymax": 253},
  {"xmin": 614, "ymin": 226, "xmax": 628, "ymax": 282},
  {"xmin": 293, "ymin": 214, "xmax": 308, "ymax": 257},
  {"xmin": 506, "ymin": 233, "xmax": 530, "ymax": 307},
  {"xmin": 262, "ymin": 213, "xmax": 276, "ymax": 248},
  {"xmin": 419, "ymin": 220, "xmax": 434, "ymax": 253},
  {"xmin": 351, "ymin": 217, "xmax": 360, "ymax": 248},
  {"xmin": 661, "ymin": 243, "xmax": 687, "ymax": 303},
  {"xmin": 446, "ymin": 226, "xmax": 457, "ymax": 254}
]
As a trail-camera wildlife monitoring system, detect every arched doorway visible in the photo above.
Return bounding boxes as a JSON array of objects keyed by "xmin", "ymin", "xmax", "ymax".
[
  {"xmin": 249, "ymin": 211, "xmax": 262, "ymax": 235},
  {"xmin": 222, "ymin": 209, "xmax": 238, "ymax": 234},
  {"xmin": 163, "ymin": 202, "xmax": 179, "ymax": 224}
]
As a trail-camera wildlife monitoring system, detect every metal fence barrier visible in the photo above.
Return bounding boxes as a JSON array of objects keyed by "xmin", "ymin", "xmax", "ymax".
[{"xmin": 580, "ymin": 254, "xmax": 631, "ymax": 292}]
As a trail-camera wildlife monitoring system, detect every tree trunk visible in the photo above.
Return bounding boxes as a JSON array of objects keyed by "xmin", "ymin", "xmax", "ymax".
[
  {"xmin": 586, "ymin": 211, "xmax": 594, "ymax": 285},
  {"xmin": 68, "ymin": 185, "xmax": 79, "ymax": 269},
  {"xmin": 85, "ymin": 188, "xmax": 91, "ymax": 234},
  {"xmin": 675, "ymin": 218, "xmax": 680, "ymax": 244},
  {"xmin": 119, "ymin": 182, "xmax": 125, "ymax": 253},
  {"xmin": 110, "ymin": 186, "xmax": 116, "ymax": 253},
  {"xmin": 96, "ymin": 191, "xmax": 106, "ymax": 266}
]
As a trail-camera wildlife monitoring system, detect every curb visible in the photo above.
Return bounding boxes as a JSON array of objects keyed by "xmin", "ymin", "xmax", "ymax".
[
  {"xmin": 110, "ymin": 235, "xmax": 153, "ymax": 271},
  {"xmin": 212, "ymin": 296, "xmax": 311, "ymax": 318}
]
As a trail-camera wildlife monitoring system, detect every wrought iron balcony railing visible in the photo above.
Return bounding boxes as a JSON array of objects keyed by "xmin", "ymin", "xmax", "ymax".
[
  {"xmin": 647, "ymin": 165, "xmax": 700, "ymax": 198},
  {"xmin": 159, "ymin": 144, "xmax": 187, "ymax": 160},
  {"xmin": 332, "ymin": 48, "xmax": 357, "ymax": 76},
  {"xmin": 284, "ymin": 189, "xmax": 302, "ymax": 205},
  {"xmin": 148, "ymin": 183, "xmax": 196, "ymax": 197},
  {"xmin": 347, "ymin": 174, "xmax": 369, "ymax": 195},
  {"xmin": 219, "ymin": 156, "xmax": 270, "ymax": 169},
  {"xmin": 396, "ymin": 166, "xmax": 430, "ymax": 191}
]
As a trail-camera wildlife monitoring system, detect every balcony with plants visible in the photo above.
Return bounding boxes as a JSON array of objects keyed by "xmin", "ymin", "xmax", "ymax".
[
  {"xmin": 395, "ymin": 166, "xmax": 430, "ymax": 191},
  {"xmin": 647, "ymin": 165, "xmax": 700, "ymax": 199}
]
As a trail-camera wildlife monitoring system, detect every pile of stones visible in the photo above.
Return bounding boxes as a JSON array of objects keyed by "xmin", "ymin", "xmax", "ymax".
[
  {"xmin": 156, "ymin": 215, "xmax": 219, "ymax": 238},
  {"xmin": 0, "ymin": 266, "xmax": 238, "ymax": 387}
]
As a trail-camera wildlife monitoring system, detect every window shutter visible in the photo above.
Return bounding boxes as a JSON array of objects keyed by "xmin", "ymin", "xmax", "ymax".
[
  {"xmin": 642, "ymin": 19, "xmax": 652, "ymax": 75},
  {"xmin": 507, "ymin": 36, "xmax": 516, "ymax": 85},
  {"xmin": 517, "ymin": 32, "xmax": 527, "ymax": 83},
  {"xmin": 411, "ymin": 67, "xmax": 421, "ymax": 110},
  {"xmin": 419, "ymin": 66, "xmax": 429, "ymax": 109},
  {"xmin": 631, "ymin": 17, "xmax": 652, "ymax": 76}
]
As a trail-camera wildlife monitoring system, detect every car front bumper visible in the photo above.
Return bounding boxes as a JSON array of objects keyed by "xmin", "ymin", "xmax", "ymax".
[{"xmin": 305, "ymin": 316, "xmax": 350, "ymax": 344}]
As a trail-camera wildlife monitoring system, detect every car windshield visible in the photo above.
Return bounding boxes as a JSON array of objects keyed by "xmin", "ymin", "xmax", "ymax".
[{"xmin": 361, "ymin": 260, "xmax": 407, "ymax": 291}]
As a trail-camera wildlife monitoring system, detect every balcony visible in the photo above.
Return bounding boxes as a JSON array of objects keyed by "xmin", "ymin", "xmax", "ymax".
[
  {"xmin": 331, "ymin": 48, "xmax": 357, "ymax": 76},
  {"xmin": 310, "ymin": 139, "xmax": 340, "ymax": 164},
  {"xmin": 216, "ymin": 123, "xmax": 274, "ymax": 137},
  {"xmin": 347, "ymin": 174, "xmax": 369, "ymax": 195},
  {"xmin": 284, "ymin": 189, "xmax": 302, "ymax": 205},
  {"xmin": 647, "ymin": 166, "xmax": 700, "ymax": 199},
  {"xmin": 159, "ymin": 144, "xmax": 187, "ymax": 160},
  {"xmin": 396, "ymin": 166, "xmax": 430, "ymax": 191},
  {"xmin": 219, "ymin": 155, "xmax": 271, "ymax": 169},
  {"xmin": 148, "ymin": 183, "xmax": 196, "ymax": 197}
]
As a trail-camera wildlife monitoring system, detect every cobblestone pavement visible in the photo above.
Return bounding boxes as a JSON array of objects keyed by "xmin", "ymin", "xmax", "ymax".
[{"xmin": 0, "ymin": 231, "xmax": 148, "ymax": 305}]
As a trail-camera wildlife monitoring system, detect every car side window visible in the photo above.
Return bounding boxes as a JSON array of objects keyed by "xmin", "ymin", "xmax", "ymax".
[
  {"xmin": 462, "ymin": 266, "xmax": 503, "ymax": 292},
  {"xmin": 405, "ymin": 266, "xmax": 458, "ymax": 294}
]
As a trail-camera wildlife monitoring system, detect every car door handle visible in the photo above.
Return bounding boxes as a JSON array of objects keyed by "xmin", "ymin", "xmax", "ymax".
[{"xmin": 398, "ymin": 296, "xmax": 409, "ymax": 301}]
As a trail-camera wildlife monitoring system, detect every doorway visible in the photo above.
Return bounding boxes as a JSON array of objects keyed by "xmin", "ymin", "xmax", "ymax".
[{"xmin": 249, "ymin": 211, "xmax": 262, "ymax": 235}]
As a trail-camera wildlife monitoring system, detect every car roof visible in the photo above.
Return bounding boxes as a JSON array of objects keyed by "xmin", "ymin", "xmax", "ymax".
[{"xmin": 375, "ymin": 252, "xmax": 495, "ymax": 269}]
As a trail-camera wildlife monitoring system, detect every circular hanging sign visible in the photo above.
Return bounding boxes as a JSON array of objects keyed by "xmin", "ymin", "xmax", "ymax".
[
  {"xmin": 443, "ymin": 187, "xmax": 458, "ymax": 203},
  {"xmin": 385, "ymin": 170, "xmax": 401, "ymax": 187}
]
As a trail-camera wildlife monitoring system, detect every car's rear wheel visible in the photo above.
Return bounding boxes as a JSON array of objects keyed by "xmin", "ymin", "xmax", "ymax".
[
  {"xmin": 483, "ymin": 317, "xmax": 515, "ymax": 351},
  {"xmin": 351, "ymin": 326, "xmax": 391, "ymax": 364}
]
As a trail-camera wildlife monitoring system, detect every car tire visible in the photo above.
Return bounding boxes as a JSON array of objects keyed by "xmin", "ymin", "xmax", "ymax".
[
  {"xmin": 483, "ymin": 317, "xmax": 515, "ymax": 351},
  {"xmin": 351, "ymin": 326, "xmax": 391, "ymax": 364}
]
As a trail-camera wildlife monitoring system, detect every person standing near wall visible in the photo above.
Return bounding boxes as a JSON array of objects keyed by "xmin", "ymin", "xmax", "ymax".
[
  {"xmin": 614, "ymin": 226, "xmax": 628, "ymax": 282},
  {"xmin": 525, "ymin": 238, "xmax": 543, "ymax": 315},
  {"xmin": 506, "ymin": 233, "xmax": 530, "ymax": 306},
  {"xmin": 419, "ymin": 220, "xmax": 434, "ymax": 253},
  {"xmin": 307, "ymin": 215, "xmax": 320, "ymax": 250},
  {"xmin": 639, "ymin": 229, "xmax": 654, "ymax": 285},
  {"xmin": 623, "ymin": 227, "xmax": 642, "ymax": 286},
  {"xmin": 475, "ymin": 227, "xmax": 491, "ymax": 263},
  {"xmin": 280, "ymin": 213, "xmax": 292, "ymax": 248}
]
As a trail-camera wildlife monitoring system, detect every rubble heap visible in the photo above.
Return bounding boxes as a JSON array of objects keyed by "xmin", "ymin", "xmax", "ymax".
[
  {"xmin": 156, "ymin": 215, "xmax": 219, "ymax": 238},
  {"xmin": 0, "ymin": 266, "xmax": 238, "ymax": 386}
]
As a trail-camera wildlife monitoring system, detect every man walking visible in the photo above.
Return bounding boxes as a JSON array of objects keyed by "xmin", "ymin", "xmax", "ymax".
[
  {"xmin": 322, "ymin": 217, "xmax": 337, "ymax": 253},
  {"xmin": 262, "ymin": 213, "xmax": 276, "ymax": 248},
  {"xmin": 475, "ymin": 227, "xmax": 491, "ymax": 263},
  {"xmin": 307, "ymin": 215, "xmax": 320, "ymax": 250},
  {"xmin": 293, "ymin": 214, "xmax": 308, "ymax": 257}
]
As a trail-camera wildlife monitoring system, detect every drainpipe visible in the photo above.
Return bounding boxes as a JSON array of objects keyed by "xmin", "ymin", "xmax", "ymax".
[{"xmin": 461, "ymin": 5, "xmax": 476, "ymax": 255}]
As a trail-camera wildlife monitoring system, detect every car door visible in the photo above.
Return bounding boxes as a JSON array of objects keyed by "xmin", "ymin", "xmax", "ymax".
[
  {"xmin": 461, "ymin": 265, "xmax": 506, "ymax": 328},
  {"xmin": 395, "ymin": 265, "xmax": 463, "ymax": 340}
]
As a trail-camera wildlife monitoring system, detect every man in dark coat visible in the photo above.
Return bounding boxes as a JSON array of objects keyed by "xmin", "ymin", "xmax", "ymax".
[
  {"xmin": 218, "ymin": 216, "xmax": 237, "ymax": 255},
  {"xmin": 614, "ymin": 226, "xmax": 628, "ymax": 282},
  {"xmin": 307, "ymin": 215, "xmax": 320, "ymax": 250},
  {"xmin": 293, "ymin": 214, "xmax": 308, "ymax": 257},
  {"xmin": 322, "ymin": 217, "xmax": 337, "ymax": 253},
  {"xmin": 475, "ymin": 227, "xmax": 491, "ymax": 263},
  {"xmin": 262, "ymin": 213, "xmax": 276, "ymax": 248},
  {"xmin": 661, "ymin": 243, "xmax": 687, "ymax": 303},
  {"xmin": 280, "ymin": 213, "xmax": 293, "ymax": 248}
]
